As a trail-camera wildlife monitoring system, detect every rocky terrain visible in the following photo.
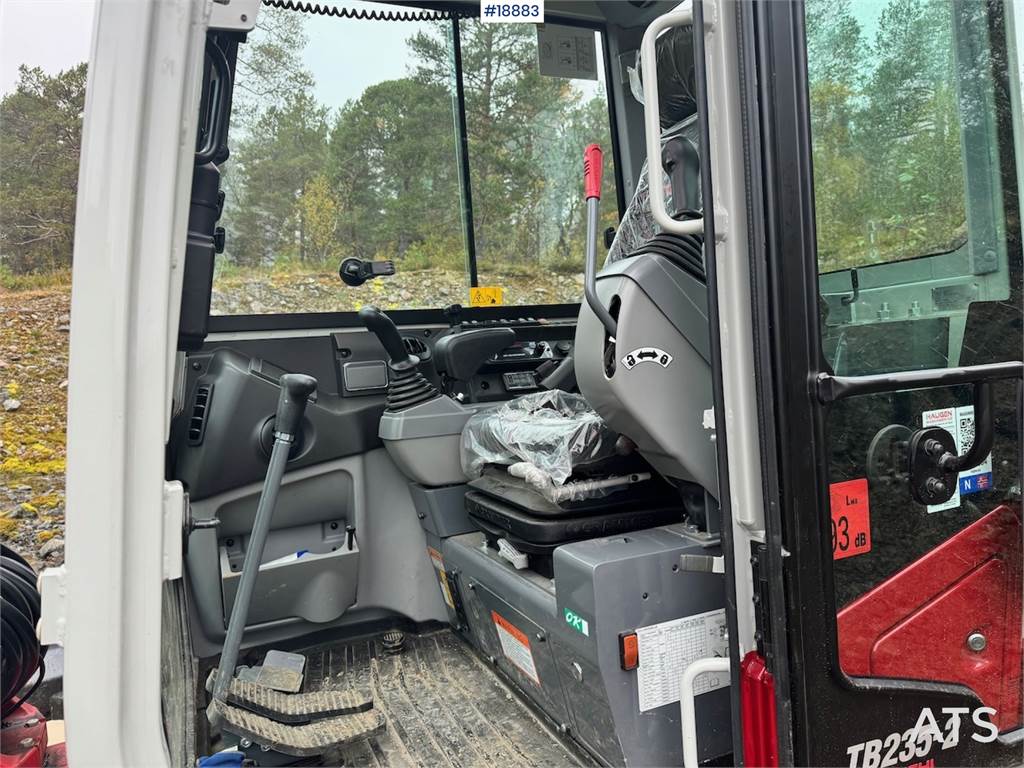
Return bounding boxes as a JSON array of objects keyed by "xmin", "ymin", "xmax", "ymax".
[
  {"xmin": 211, "ymin": 266, "xmax": 584, "ymax": 314},
  {"xmin": 1, "ymin": 288, "xmax": 69, "ymax": 568}
]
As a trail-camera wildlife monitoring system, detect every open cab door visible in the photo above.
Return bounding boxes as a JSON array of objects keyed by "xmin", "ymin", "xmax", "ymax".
[{"xmin": 729, "ymin": 0, "xmax": 1024, "ymax": 764}]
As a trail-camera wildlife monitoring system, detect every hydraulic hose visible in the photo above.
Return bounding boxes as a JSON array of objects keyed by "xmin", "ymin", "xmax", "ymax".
[{"xmin": 1, "ymin": 544, "xmax": 46, "ymax": 718}]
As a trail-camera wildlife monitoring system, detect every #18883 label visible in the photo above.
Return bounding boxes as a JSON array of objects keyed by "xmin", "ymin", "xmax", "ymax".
[{"xmin": 480, "ymin": 1, "xmax": 544, "ymax": 23}]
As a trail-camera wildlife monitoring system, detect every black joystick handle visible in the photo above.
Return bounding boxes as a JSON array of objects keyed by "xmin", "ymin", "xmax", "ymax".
[
  {"xmin": 275, "ymin": 373, "xmax": 317, "ymax": 437},
  {"xmin": 358, "ymin": 306, "xmax": 416, "ymax": 370}
]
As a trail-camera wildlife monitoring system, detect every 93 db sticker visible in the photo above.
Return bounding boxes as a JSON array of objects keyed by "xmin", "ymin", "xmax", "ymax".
[
  {"xmin": 621, "ymin": 347, "xmax": 673, "ymax": 370},
  {"xmin": 830, "ymin": 478, "xmax": 871, "ymax": 560}
]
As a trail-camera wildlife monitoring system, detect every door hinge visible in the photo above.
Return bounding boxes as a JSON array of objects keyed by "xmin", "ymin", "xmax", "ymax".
[
  {"xmin": 750, "ymin": 541, "xmax": 775, "ymax": 663},
  {"xmin": 163, "ymin": 480, "xmax": 186, "ymax": 581}
]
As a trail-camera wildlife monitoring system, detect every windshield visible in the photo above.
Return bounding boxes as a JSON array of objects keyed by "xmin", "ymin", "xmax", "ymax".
[{"xmin": 213, "ymin": 4, "xmax": 618, "ymax": 315}]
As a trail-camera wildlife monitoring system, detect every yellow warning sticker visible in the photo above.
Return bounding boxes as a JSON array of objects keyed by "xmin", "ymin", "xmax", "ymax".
[
  {"xmin": 469, "ymin": 285, "xmax": 503, "ymax": 306},
  {"xmin": 427, "ymin": 547, "xmax": 456, "ymax": 610}
]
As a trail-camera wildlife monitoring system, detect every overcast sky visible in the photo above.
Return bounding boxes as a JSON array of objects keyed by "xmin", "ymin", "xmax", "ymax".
[{"xmin": 0, "ymin": 0, "xmax": 96, "ymax": 95}]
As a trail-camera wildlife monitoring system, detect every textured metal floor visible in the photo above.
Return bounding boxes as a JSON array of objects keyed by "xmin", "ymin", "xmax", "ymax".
[{"xmin": 299, "ymin": 629, "xmax": 589, "ymax": 767}]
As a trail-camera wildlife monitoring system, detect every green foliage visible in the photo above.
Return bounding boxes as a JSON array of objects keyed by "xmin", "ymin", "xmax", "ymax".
[
  {"xmin": 0, "ymin": 0, "xmax": 984, "ymax": 296},
  {"xmin": 0, "ymin": 64, "xmax": 87, "ymax": 276},
  {"xmin": 806, "ymin": 0, "xmax": 968, "ymax": 273}
]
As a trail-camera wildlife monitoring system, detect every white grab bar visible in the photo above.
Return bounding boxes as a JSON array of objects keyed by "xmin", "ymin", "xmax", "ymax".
[
  {"xmin": 639, "ymin": 9, "xmax": 705, "ymax": 236},
  {"xmin": 680, "ymin": 656, "xmax": 731, "ymax": 768}
]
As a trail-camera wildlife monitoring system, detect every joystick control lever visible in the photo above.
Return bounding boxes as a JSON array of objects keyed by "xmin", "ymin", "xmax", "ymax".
[
  {"xmin": 359, "ymin": 306, "xmax": 440, "ymax": 411},
  {"xmin": 358, "ymin": 306, "xmax": 416, "ymax": 371}
]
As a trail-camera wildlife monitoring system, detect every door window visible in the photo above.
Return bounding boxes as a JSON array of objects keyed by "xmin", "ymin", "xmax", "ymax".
[{"xmin": 806, "ymin": 0, "xmax": 1022, "ymax": 732}]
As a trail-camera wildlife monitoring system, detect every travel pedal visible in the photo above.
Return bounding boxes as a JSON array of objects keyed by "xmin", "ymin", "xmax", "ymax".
[
  {"xmin": 206, "ymin": 670, "xmax": 373, "ymax": 724},
  {"xmin": 210, "ymin": 699, "xmax": 385, "ymax": 757}
]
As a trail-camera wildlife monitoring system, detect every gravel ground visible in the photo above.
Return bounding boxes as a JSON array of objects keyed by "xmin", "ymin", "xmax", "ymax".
[{"xmin": 1, "ymin": 288, "xmax": 70, "ymax": 569}]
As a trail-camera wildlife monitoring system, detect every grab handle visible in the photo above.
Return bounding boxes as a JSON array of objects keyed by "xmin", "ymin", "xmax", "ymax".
[
  {"xmin": 680, "ymin": 656, "xmax": 731, "ymax": 768},
  {"xmin": 582, "ymin": 144, "xmax": 617, "ymax": 339},
  {"xmin": 640, "ymin": 9, "xmax": 705, "ymax": 236}
]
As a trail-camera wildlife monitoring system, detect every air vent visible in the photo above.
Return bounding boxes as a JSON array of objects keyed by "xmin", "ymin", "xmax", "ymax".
[
  {"xmin": 402, "ymin": 336, "xmax": 430, "ymax": 359},
  {"xmin": 187, "ymin": 385, "xmax": 213, "ymax": 445}
]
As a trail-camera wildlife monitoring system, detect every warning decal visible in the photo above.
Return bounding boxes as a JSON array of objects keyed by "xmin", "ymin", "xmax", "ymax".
[
  {"xmin": 829, "ymin": 478, "xmax": 871, "ymax": 560},
  {"xmin": 469, "ymin": 286, "xmax": 503, "ymax": 306},
  {"xmin": 921, "ymin": 405, "xmax": 994, "ymax": 513},
  {"xmin": 634, "ymin": 608, "xmax": 729, "ymax": 712},
  {"xmin": 427, "ymin": 547, "xmax": 456, "ymax": 611},
  {"xmin": 492, "ymin": 611, "xmax": 540, "ymax": 684}
]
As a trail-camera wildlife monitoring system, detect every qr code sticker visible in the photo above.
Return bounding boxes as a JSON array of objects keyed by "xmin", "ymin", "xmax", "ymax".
[{"xmin": 958, "ymin": 415, "xmax": 975, "ymax": 452}]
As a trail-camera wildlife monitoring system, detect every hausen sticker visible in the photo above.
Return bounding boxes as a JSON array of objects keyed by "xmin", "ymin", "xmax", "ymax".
[{"xmin": 622, "ymin": 347, "xmax": 673, "ymax": 370}]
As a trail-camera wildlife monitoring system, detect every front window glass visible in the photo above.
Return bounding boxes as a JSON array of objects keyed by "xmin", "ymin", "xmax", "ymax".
[{"xmin": 212, "ymin": 5, "xmax": 617, "ymax": 315}]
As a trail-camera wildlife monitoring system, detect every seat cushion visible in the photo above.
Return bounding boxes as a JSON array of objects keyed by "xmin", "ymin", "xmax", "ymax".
[
  {"xmin": 465, "ymin": 490, "xmax": 682, "ymax": 549},
  {"xmin": 468, "ymin": 465, "xmax": 672, "ymax": 518}
]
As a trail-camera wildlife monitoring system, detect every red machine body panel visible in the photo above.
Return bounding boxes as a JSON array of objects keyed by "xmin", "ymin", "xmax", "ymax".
[{"xmin": 838, "ymin": 503, "xmax": 1022, "ymax": 731}]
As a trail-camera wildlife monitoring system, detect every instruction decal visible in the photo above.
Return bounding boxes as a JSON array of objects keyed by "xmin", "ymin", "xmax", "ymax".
[
  {"xmin": 469, "ymin": 285, "xmax": 503, "ymax": 306},
  {"xmin": 621, "ymin": 347, "xmax": 673, "ymax": 370},
  {"xmin": 537, "ymin": 24, "xmax": 597, "ymax": 80},
  {"xmin": 634, "ymin": 608, "xmax": 729, "ymax": 712},
  {"xmin": 829, "ymin": 478, "xmax": 871, "ymax": 560},
  {"xmin": 427, "ymin": 547, "xmax": 456, "ymax": 611},
  {"xmin": 921, "ymin": 405, "xmax": 993, "ymax": 513},
  {"xmin": 492, "ymin": 611, "xmax": 540, "ymax": 684}
]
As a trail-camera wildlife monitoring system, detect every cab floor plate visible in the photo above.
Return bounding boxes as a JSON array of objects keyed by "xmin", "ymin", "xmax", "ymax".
[
  {"xmin": 295, "ymin": 629, "xmax": 589, "ymax": 767},
  {"xmin": 206, "ymin": 671, "xmax": 374, "ymax": 724}
]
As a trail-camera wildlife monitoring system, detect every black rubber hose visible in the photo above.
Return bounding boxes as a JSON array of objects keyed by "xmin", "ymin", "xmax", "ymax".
[{"xmin": 1, "ymin": 544, "xmax": 46, "ymax": 718}]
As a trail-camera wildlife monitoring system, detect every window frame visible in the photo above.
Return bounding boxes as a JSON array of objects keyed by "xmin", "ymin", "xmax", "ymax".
[{"xmin": 208, "ymin": 10, "xmax": 625, "ymax": 333}]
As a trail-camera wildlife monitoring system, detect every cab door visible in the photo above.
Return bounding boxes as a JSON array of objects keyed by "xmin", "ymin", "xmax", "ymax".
[{"xmin": 751, "ymin": 0, "xmax": 1023, "ymax": 764}]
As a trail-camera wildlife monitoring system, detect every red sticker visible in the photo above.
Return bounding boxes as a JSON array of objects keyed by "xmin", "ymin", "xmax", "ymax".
[{"xmin": 829, "ymin": 478, "xmax": 871, "ymax": 560}]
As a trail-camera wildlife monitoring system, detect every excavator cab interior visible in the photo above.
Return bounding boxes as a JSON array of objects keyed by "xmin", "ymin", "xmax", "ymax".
[{"xmin": 154, "ymin": 0, "xmax": 1023, "ymax": 766}]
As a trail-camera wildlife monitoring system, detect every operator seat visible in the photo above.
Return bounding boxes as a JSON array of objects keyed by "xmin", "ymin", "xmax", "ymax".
[{"xmin": 460, "ymin": 26, "xmax": 712, "ymax": 566}]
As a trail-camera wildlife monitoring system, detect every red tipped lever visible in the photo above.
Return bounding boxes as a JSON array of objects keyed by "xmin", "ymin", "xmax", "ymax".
[{"xmin": 584, "ymin": 143, "xmax": 603, "ymax": 200}]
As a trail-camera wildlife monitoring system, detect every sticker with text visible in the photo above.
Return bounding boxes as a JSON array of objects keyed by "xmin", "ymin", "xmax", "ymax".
[
  {"xmin": 621, "ymin": 347, "xmax": 673, "ymax": 370},
  {"xmin": 829, "ymin": 478, "xmax": 871, "ymax": 560},
  {"xmin": 481, "ymin": 1, "xmax": 544, "ymax": 23},
  {"xmin": 492, "ymin": 611, "xmax": 540, "ymax": 684},
  {"xmin": 469, "ymin": 285, "xmax": 503, "ymax": 306},
  {"xmin": 921, "ymin": 405, "xmax": 994, "ymax": 513},
  {"xmin": 845, "ymin": 706, "xmax": 998, "ymax": 768},
  {"xmin": 564, "ymin": 607, "xmax": 590, "ymax": 636}
]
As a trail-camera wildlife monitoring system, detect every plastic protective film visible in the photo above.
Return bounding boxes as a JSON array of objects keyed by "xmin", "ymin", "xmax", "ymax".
[{"xmin": 460, "ymin": 390, "xmax": 618, "ymax": 500}]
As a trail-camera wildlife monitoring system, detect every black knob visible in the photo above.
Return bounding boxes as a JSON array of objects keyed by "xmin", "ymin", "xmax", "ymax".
[
  {"xmin": 358, "ymin": 306, "xmax": 416, "ymax": 371},
  {"xmin": 275, "ymin": 373, "xmax": 317, "ymax": 437}
]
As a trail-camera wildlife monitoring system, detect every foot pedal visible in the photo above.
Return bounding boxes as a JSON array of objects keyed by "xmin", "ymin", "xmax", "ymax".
[
  {"xmin": 211, "ymin": 699, "xmax": 385, "ymax": 757},
  {"xmin": 207, "ymin": 671, "xmax": 373, "ymax": 724}
]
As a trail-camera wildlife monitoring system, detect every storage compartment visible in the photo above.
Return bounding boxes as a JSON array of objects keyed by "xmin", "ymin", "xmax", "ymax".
[{"xmin": 219, "ymin": 521, "xmax": 359, "ymax": 626}]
